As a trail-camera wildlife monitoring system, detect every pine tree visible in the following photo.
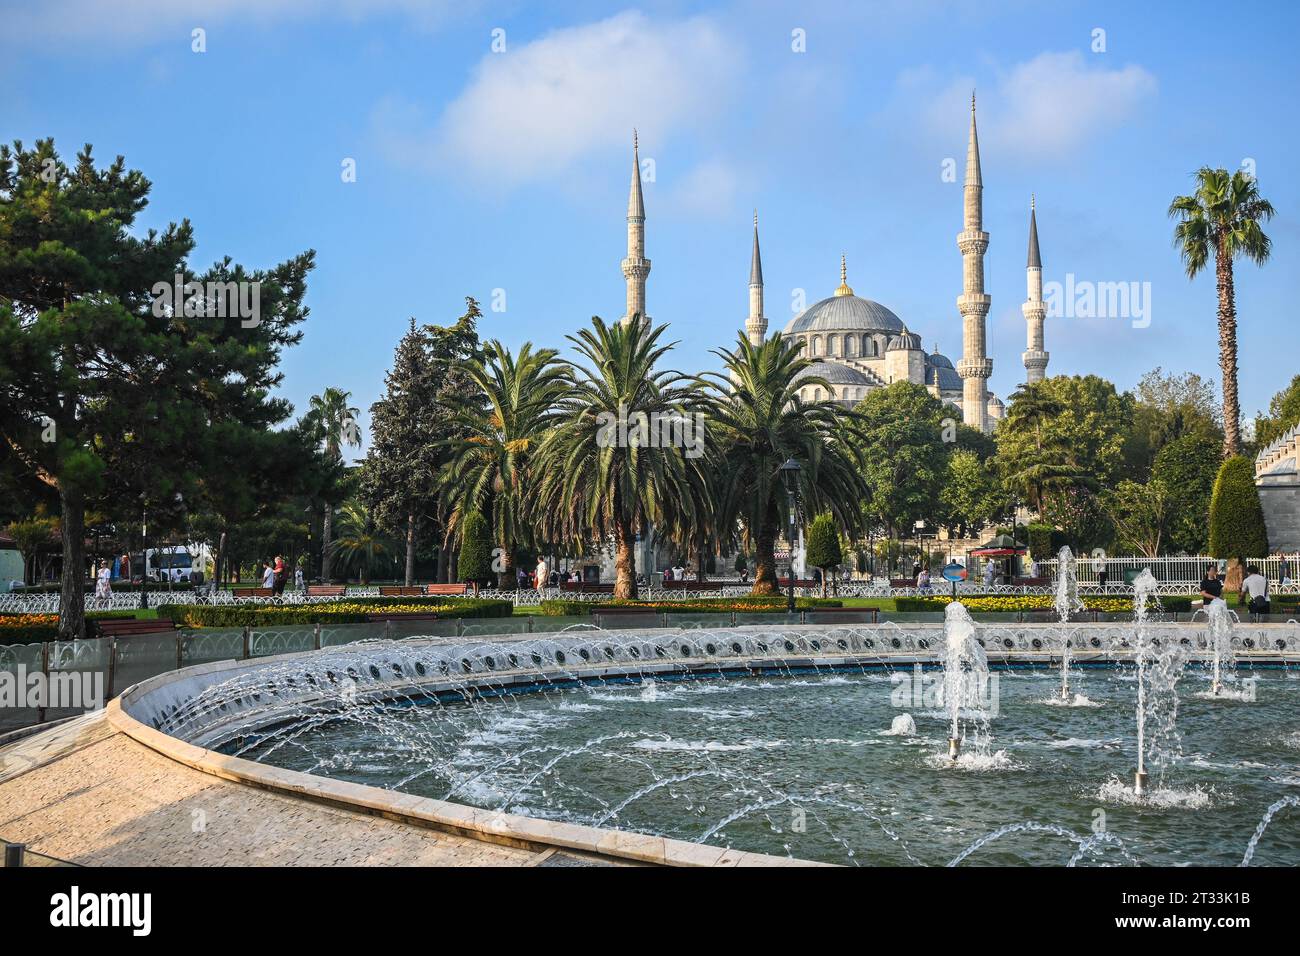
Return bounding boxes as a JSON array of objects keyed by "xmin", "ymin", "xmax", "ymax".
[{"xmin": 0, "ymin": 140, "xmax": 313, "ymax": 637}]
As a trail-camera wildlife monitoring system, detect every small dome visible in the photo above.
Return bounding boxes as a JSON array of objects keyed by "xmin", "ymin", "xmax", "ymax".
[
  {"xmin": 795, "ymin": 361, "xmax": 873, "ymax": 387},
  {"xmin": 925, "ymin": 352, "xmax": 962, "ymax": 390},
  {"xmin": 887, "ymin": 329, "xmax": 922, "ymax": 352}
]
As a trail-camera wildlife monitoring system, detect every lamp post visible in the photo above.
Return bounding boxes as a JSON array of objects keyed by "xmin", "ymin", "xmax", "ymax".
[
  {"xmin": 779, "ymin": 458, "xmax": 801, "ymax": 614},
  {"xmin": 139, "ymin": 499, "xmax": 149, "ymax": 610}
]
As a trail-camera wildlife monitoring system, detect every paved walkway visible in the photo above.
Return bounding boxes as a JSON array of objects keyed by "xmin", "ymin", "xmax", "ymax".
[{"xmin": 0, "ymin": 713, "xmax": 576, "ymax": 866}]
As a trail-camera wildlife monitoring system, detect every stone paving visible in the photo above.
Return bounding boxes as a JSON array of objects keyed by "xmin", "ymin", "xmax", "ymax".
[{"xmin": 0, "ymin": 713, "xmax": 551, "ymax": 866}]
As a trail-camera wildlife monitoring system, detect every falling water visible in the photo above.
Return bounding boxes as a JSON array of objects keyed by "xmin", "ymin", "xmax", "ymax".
[
  {"xmin": 1205, "ymin": 599, "xmax": 1237, "ymax": 698},
  {"xmin": 940, "ymin": 602, "xmax": 992, "ymax": 760},
  {"xmin": 1132, "ymin": 569, "xmax": 1156, "ymax": 794},
  {"xmin": 1054, "ymin": 546, "xmax": 1084, "ymax": 700}
]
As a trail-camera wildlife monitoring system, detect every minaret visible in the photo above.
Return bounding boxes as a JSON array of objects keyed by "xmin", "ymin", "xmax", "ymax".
[
  {"xmin": 1022, "ymin": 195, "xmax": 1049, "ymax": 384},
  {"xmin": 745, "ymin": 211, "xmax": 767, "ymax": 345},
  {"xmin": 621, "ymin": 129, "xmax": 651, "ymax": 326},
  {"xmin": 956, "ymin": 92, "xmax": 992, "ymax": 431}
]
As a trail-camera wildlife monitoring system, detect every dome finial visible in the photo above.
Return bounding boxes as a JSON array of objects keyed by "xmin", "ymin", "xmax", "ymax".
[{"xmin": 834, "ymin": 254, "xmax": 854, "ymax": 297}]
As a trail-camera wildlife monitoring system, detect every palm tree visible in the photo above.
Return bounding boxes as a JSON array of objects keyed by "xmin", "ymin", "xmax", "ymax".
[
  {"xmin": 1169, "ymin": 167, "xmax": 1274, "ymax": 457},
  {"xmin": 304, "ymin": 387, "xmax": 362, "ymax": 580},
  {"xmin": 535, "ymin": 317, "xmax": 706, "ymax": 600},
  {"xmin": 704, "ymin": 334, "xmax": 869, "ymax": 595},
  {"xmin": 441, "ymin": 340, "xmax": 569, "ymax": 588},
  {"xmin": 331, "ymin": 500, "xmax": 390, "ymax": 585}
]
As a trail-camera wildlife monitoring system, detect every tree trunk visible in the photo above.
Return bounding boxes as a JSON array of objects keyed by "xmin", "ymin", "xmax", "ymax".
[
  {"xmin": 821, "ymin": 568, "xmax": 828, "ymax": 598},
  {"xmin": 405, "ymin": 512, "xmax": 416, "ymax": 586},
  {"xmin": 752, "ymin": 507, "xmax": 779, "ymax": 595},
  {"xmin": 321, "ymin": 505, "xmax": 334, "ymax": 582},
  {"xmin": 1215, "ymin": 239, "xmax": 1241, "ymax": 458},
  {"xmin": 449, "ymin": 550, "xmax": 458, "ymax": 583},
  {"xmin": 696, "ymin": 548, "xmax": 706, "ymax": 584},
  {"xmin": 614, "ymin": 516, "xmax": 638, "ymax": 600},
  {"xmin": 58, "ymin": 483, "xmax": 86, "ymax": 641}
]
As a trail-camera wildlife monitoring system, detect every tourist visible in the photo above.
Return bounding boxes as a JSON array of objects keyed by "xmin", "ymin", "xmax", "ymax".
[
  {"xmin": 1093, "ymin": 553, "xmax": 1108, "ymax": 592},
  {"xmin": 1241, "ymin": 564, "xmax": 1270, "ymax": 620},
  {"xmin": 917, "ymin": 567, "xmax": 931, "ymax": 595},
  {"xmin": 261, "ymin": 560, "xmax": 275, "ymax": 590},
  {"xmin": 673, "ymin": 561, "xmax": 685, "ymax": 581},
  {"xmin": 1279, "ymin": 552, "xmax": 1291, "ymax": 585},
  {"xmin": 272, "ymin": 555, "xmax": 287, "ymax": 596},
  {"xmin": 95, "ymin": 560, "xmax": 113, "ymax": 601},
  {"xmin": 739, "ymin": 566, "xmax": 749, "ymax": 584},
  {"xmin": 294, "ymin": 564, "xmax": 305, "ymax": 591},
  {"xmin": 535, "ymin": 556, "xmax": 547, "ymax": 591},
  {"xmin": 982, "ymin": 561, "xmax": 994, "ymax": 589},
  {"xmin": 1199, "ymin": 564, "xmax": 1223, "ymax": 607}
]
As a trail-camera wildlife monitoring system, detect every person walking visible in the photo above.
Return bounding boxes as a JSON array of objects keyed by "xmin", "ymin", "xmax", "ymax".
[
  {"xmin": 982, "ymin": 560, "xmax": 995, "ymax": 589},
  {"xmin": 1093, "ymin": 553, "xmax": 1108, "ymax": 592},
  {"xmin": 261, "ymin": 560, "xmax": 275, "ymax": 590},
  {"xmin": 272, "ymin": 555, "xmax": 287, "ymax": 596},
  {"xmin": 95, "ymin": 560, "xmax": 113, "ymax": 602},
  {"xmin": 294, "ymin": 563, "xmax": 305, "ymax": 592},
  {"xmin": 1241, "ymin": 564, "xmax": 1270, "ymax": 620}
]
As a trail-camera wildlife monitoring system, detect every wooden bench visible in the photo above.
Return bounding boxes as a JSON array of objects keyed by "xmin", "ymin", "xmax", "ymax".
[
  {"xmin": 661, "ymin": 579, "xmax": 712, "ymax": 588},
  {"xmin": 365, "ymin": 612, "xmax": 444, "ymax": 622},
  {"xmin": 232, "ymin": 587, "xmax": 274, "ymax": 598},
  {"xmin": 425, "ymin": 583, "xmax": 470, "ymax": 596},
  {"xmin": 379, "ymin": 586, "xmax": 426, "ymax": 597},
  {"xmin": 92, "ymin": 618, "xmax": 178, "ymax": 639},
  {"xmin": 777, "ymin": 578, "xmax": 820, "ymax": 588},
  {"xmin": 307, "ymin": 585, "xmax": 346, "ymax": 597},
  {"xmin": 559, "ymin": 582, "xmax": 616, "ymax": 593},
  {"xmin": 1014, "ymin": 577, "xmax": 1050, "ymax": 587}
]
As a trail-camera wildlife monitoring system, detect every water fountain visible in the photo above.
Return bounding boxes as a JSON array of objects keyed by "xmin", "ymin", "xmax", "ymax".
[
  {"xmin": 1205, "ymin": 598, "xmax": 1236, "ymax": 697},
  {"xmin": 940, "ymin": 602, "xmax": 991, "ymax": 760},
  {"xmin": 1054, "ymin": 545, "xmax": 1085, "ymax": 700}
]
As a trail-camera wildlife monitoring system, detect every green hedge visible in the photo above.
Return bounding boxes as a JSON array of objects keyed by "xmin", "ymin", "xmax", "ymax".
[
  {"xmin": 893, "ymin": 594, "xmax": 1197, "ymax": 613},
  {"xmin": 538, "ymin": 596, "xmax": 843, "ymax": 616},
  {"xmin": 1209, "ymin": 455, "xmax": 1269, "ymax": 559},
  {"xmin": 158, "ymin": 597, "xmax": 513, "ymax": 628}
]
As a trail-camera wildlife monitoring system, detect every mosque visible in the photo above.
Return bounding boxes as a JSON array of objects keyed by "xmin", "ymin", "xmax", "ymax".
[{"xmin": 616, "ymin": 95, "xmax": 1050, "ymax": 433}]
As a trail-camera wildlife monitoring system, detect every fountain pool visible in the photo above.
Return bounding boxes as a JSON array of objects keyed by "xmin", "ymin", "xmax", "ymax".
[{"xmin": 124, "ymin": 621, "xmax": 1300, "ymax": 867}]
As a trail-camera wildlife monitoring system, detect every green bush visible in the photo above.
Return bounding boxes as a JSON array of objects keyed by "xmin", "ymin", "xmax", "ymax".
[
  {"xmin": 457, "ymin": 510, "xmax": 494, "ymax": 586},
  {"xmin": 804, "ymin": 514, "xmax": 843, "ymax": 579},
  {"xmin": 158, "ymin": 597, "xmax": 512, "ymax": 628},
  {"xmin": 1027, "ymin": 522, "xmax": 1055, "ymax": 561},
  {"xmin": 1208, "ymin": 455, "xmax": 1268, "ymax": 559}
]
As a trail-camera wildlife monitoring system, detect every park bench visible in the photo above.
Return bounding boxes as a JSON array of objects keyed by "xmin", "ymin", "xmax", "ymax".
[
  {"xmin": 307, "ymin": 585, "xmax": 346, "ymax": 597},
  {"xmin": 364, "ymin": 611, "xmax": 444, "ymax": 622},
  {"xmin": 1014, "ymin": 577, "xmax": 1050, "ymax": 587},
  {"xmin": 889, "ymin": 578, "xmax": 916, "ymax": 589},
  {"xmin": 92, "ymin": 618, "xmax": 178, "ymax": 639},
  {"xmin": 777, "ymin": 578, "xmax": 820, "ymax": 589},
  {"xmin": 425, "ymin": 583, "xmax": 471, "ymax": 596},
  {"xmin": 662, "ymin": 579, "xmax": 711, "ymax": 588},
  {"xmin": 232, "ymin": 587, "xmax": 274, "ymax": 598},
  {"xmin": 559, "ymin": 582, "xmax": 616, "ymax": 593},
  {"xmin": 379, "ymin": 586, "xmax": 426, "ymax": 597}
]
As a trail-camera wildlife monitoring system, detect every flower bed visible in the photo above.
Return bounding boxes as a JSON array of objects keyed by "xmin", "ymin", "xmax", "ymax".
[
  {"xmin": 538, "ymin": 596, "xmax": 843, "ymax": 616},
  {"xmin": 893, "ymin": 594, "xmax": 1196, "ymax": 613},
  {"xmin": 159, "ymin": 597, "xmax": 513, "ymax": 628}
]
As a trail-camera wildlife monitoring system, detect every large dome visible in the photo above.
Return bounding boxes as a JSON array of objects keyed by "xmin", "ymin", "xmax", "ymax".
[{"xmin": 783, "ymin": 293, "xmax": 907, "ymax": 336}]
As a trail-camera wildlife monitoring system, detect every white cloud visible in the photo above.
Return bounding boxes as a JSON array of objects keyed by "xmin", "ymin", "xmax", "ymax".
[
  {"xmin": 406, "ymin": 10, "xmax": 741, "ymax": 187},
  {"xmin": 903, "ymin": 51, "xmax": 1157, "ymax": 161}
]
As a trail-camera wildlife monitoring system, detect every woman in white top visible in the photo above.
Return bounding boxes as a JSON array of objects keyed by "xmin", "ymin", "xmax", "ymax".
[
  {"xmin": 262, "ymin": 562, "xmax": 276, "ymax": 589},
  {"xmin": 95, "ymin": 561, "xmax": 113, "ymax": 600}
]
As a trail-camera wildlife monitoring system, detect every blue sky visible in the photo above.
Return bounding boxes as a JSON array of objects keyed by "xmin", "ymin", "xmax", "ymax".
[{"xmin": 5, "ymin": 0, "xmax": 1297, "ymax": 460}]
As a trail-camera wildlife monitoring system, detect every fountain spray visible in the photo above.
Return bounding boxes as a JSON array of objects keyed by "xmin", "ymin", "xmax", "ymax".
[
  {"xmin": 1205, "ymin": 599, "xmax": 1236, "ymax": 697},
  {"xmin": 1131, "ymin": 569, "xmax": 1158, "ymax": 796},
  {"xmin": 942, "ymin": 602, "xmax": 990, "ymax": 760},
  {"xmin": 1053, "ymin": 546, "xmax": 1083, "ymax": 699}
]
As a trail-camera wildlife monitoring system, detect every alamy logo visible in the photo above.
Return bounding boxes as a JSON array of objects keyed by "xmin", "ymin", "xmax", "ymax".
[
  {"xmin": 0, "ymin": 666, "xmax": 103, "ymax": 711},
  {"xmin": 595, "ymin": 403, "xmax": 705, "ymax": 458},
  {"xmin": 1044, "ymin": 273, "xmax": 1151, "ymax": 328},
  {"xmin": 49, "ymin": 886, "xmax": 151, "ymax": 936},
  {"xmin": 150, "ymin": 273, "xmax": 261, "ymax": 328}
]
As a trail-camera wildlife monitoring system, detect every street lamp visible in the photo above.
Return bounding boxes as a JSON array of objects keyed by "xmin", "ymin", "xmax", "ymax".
[
  {"xmin": 139, "ymin": 499, "xmax": 149, "ymax": 610},
  {"xmin": 779, "ymin": 457, "xmax": 801, "ymax": 614}
]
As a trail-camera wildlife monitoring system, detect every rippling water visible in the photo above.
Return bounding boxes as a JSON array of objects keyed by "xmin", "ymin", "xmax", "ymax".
[{"xmin": 229, "ymin": 665, "xmax": 1300, "ymax": 865}]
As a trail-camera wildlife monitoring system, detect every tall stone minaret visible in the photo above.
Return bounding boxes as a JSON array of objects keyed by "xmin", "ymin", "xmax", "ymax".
[
  {"xmin": 621, "ymin": 130, "xmax": 651, "ymax": 326},
  {"xmin": 745, "ymin": 211, "xmax": 767, "ymax": 345},
  {"xmin": 956, "ymin": 92, "xmax": 992, "ymax": 431},
  {"xmin": 1021, "ymin": 196, "xmax": 1049, "ymax": 384}
]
